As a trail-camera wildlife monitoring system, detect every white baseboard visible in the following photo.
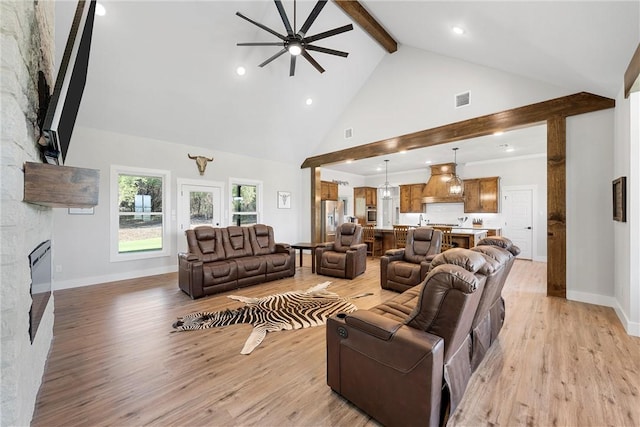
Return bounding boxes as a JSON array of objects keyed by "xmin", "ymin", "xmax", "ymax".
[
  {"xmin": 566, "ymin": 290, "xmax": 618, "ymax": 308},
  {"xmin": 53, "ymin": 265, "xmax": 178, "ymax": 290},
  {"xmin": 533, "ymin": 255, "xmax": 547, "ymax": 262},
  {"xmin": 567, "ymin": 290, "xmax": 639, "ymax": 337},
  {"xmin": 613, "ymin": 301, "xmax": 640, "ymax": 337}
]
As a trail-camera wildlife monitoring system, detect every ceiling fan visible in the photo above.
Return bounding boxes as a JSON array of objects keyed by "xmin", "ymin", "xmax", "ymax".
[{"xmin": 236, "ymin": 0, "xmax": 353, "ymax": 76}]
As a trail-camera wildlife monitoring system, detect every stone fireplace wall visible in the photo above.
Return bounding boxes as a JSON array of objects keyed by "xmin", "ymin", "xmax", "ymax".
[{"xmin": 1, "ymin": 1, "xmax": 55, "ymax": 425}]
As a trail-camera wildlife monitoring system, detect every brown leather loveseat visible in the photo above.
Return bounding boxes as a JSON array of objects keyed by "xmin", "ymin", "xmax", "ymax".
[
  {"xmin": 178, "ymin": 224, "xmax": 295, "ymax": 299},
  {"xmin": 326, "ymin": 237, "xmax": 519, "ymax": 426}
]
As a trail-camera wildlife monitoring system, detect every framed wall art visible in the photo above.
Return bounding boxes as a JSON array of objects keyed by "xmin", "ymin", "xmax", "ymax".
[
  {"xmin": 612, "ymin": 177, "xmax": 626, "ymax": 222},
  {"xmin": 278, "ymin": 191, "xmax": 291, "ymax": 209}
]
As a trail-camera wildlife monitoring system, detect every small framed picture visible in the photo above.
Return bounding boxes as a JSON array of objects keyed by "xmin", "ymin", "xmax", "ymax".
[
  {"xmin": 68, "ymin": 207, "xmax": 95, "ymax": 215},
  {"xmin": 277, "ymin": 191, "xmax": 291, "ymax": 209},
  {"xmin": 612, "ymin": 177, "xmax": 626, "ymax": 222}
]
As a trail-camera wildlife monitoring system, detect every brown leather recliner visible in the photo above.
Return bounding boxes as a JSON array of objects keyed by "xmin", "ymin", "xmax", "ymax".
[
  {"xmin": 468, "ymin": 236, "xmax": 520, "ymax": 370},
  {"xmin": 315, "ymin": 223, "xmax": 366, "ymax": 279},
  {"xmin": 326, "ymin": 249, "xmax": 489, "ymax": 427},
  {"xmin": 380, "ymin": 227, "xmax": 442, "ymax": 292}
]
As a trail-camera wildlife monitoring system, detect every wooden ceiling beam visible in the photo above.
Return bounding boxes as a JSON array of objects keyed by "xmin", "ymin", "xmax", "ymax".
[
  {"xmin": 333, "ymin": 0, "xmax": 397, "ymax": 53},
  {"xmin": 300, "ymin": 92, "xmax": 614, "ymax": 169},
  {"xmin": 624, "ymin": 43, "xmax": 640, "ymax": 98}
]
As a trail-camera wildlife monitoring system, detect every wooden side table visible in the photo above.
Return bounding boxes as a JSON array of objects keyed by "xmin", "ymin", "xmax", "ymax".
[{"xmin": 291, "ymin": 242, "xmax": 323, "ymax": 273}]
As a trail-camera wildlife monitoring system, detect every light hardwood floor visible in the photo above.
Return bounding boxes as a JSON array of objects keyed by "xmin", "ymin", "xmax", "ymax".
[{"xmin": 32, "ymin": 257, "xmax": 639, "ymax": 426}]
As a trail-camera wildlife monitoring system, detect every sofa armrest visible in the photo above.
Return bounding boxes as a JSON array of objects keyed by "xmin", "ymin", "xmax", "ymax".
[
  {"xmin": 348, "ymin": 243, "xmax": 367, "ymax": 253},
  {"xmin": 275, "ymin": 243, "xmax": 292, "ymax": 253},
  {"xmin": 344, "ymin": 310, "xmax": 403, "ymax": 340},
  {"xmin": 383, "ymin": 248, "xmax": 405, "ymax": 261},
  {"xmin": 179, "ymin": 252, "xmax": 201, "ymax": 262},
  {"xmin": 178, "ymin": 254, "xmax": 204, "ymax": 299}
]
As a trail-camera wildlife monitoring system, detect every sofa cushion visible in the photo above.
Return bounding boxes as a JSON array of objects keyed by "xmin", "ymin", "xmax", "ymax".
[
  {"xmin": 187, "ymin": 227, "xmax": 226, "ymax": 263},
  {"xmin": 250, "ymin": 224, "xmax": 276, "ymax": 255},
  {"xmin": 477, "ymin": 236, "xmax": 521, "ymax": 256},
  {"xmin": 223, "ymin": 226, "xmax": 254, "ymax": 259}
]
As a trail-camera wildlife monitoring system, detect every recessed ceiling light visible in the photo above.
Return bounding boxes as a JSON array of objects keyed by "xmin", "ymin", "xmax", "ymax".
[
  {"xmin": 305, "ymin": 98, "xmax": 313, "ymax": 106},
  {"xmin": 452, "ymin": 26, "xmax": 465, "ymax": 35},
  {"xmin": 425, "ymin": 160, "xmax": 432, "ymax": 164},
  {"xmin": 346, "ymin": 159, "xmax": 353, "ymax": 164},
  {"xmin": 236, "ymin": 66, "xmax": 246, "ymax": 76},
  {"xmin": 399, "ymin": 150, "xmax": 407, "ymax": 154},
  {"xmin": 493, "ymin": 131, "xmax": 504, "ymax": 136},
  {"xmin": 505, "ymin": 147, "xmax": 515, "ymax": 152},
  {"xmin": 95, "ymin": 3, "xmax": 106, "ymax": 16}
]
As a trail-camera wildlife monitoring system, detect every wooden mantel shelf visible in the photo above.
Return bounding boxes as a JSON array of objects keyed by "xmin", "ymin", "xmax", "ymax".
[{"xmin": 23, "ymin": 162, "xmax": 100, "ymax": 208}]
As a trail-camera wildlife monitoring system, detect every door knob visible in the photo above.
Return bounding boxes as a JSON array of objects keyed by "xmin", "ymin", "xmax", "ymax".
[{"xmin": 526, "ymin": 226, "xmax": 532, "ymax": 230}]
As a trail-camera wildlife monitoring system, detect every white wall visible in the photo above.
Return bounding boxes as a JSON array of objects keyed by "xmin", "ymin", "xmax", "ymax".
[
  {"xmin": 52, "ymin": 126, "xmax": 305, "ymax": 289},
  {"xmin": 566, "ymin": 110, "xmax": 616, "ymax": 302},
  {"xmin": 313, "ymin": 45, "xmax": 571, "ymax": 156},
  {"xmin": 613, "ymin": 86, "xmax": 639, "ymax": 336},
  {"xmin": 0, "ymin": 1, "xmax": 55, "ymax": 425}
]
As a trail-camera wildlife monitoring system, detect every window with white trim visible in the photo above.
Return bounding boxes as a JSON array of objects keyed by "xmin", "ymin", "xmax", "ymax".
[
  {"xmin": 111, "ymin": 166, "xmax": 170, "ymax": 261},
  {"xmin": 230, "ymin": 179, "xmax": 262, "ymax": 226}
]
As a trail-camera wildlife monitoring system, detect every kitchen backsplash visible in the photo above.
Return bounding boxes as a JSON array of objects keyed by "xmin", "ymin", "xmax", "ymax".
[{"xmin": 399, "ymin": 203, "xmax": 504, "ymax": 228}]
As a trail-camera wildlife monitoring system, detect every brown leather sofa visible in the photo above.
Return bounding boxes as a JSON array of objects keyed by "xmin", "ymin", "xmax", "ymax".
[
  {"xmin": 178, "ymin": 224, "xmax": 295, "ymax": 299},
  {"xmin": 326, "ymin": 237, "xmax": 519, "ymax": 427},
  {"xmin": 315, "ymin": 223, "xmax": 367, "ymax": 279},
  {"xmin": 380, "ymin": 227, "xmax": 443, "ymax": 292}
]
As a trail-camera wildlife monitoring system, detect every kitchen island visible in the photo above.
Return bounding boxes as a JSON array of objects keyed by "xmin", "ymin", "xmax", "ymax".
[{"xmin": 375, "ymin": 226, "xmax": 489, "ymax": 254}]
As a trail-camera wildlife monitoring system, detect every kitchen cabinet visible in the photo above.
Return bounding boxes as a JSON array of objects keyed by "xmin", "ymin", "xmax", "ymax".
[
  {"xmin": 354, "ymin": 186, "xmax": 377, "ymax": 224},
  {"xmin": 321, "ymin": 180, "xmax": 338, "ymax": 201},
  {"xmin": 464, "ymin": 177, "xmax": 500, "ymax": 213},
  {"xmin": 399, "ymin": 184, "xmax": 425, "ymax": 213}
]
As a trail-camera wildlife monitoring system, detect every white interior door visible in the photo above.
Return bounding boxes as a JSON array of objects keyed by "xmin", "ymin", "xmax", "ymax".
[
  {"xmin": 503, "ymin": 189, "xmax": 533, "ymax": 260},
  {"xmin": 177, "ymin": 182, "xmax": 223, "ymax": 254}
]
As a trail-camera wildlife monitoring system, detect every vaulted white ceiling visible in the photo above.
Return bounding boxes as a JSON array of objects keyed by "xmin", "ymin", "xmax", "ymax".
[{"xmin": 56, "ymin": 1, "xmax": 639, "ymax": 171}]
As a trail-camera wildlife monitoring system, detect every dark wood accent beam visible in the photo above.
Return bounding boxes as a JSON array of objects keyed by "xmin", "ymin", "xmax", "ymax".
[
  {"xmin": 624, "ymin": 43, "xmax": 640, "ymax": 98},
  {"xmin": 311, "ymin": 167, "xmax": 322, "ymax": 243},
  {"xmin": 300, "ymin": 92, "xmax": 614, "ymax": 169},
  {"xmin": 547, "ymin": 117, "xmax": 567, "ymax": 298},
  {"xmin": 23, "ymin": 162, "xmax": 100, "ymax": 208},
  {"xmin": 333, "ymin": 0, "xmax": 397, "ymax": 53}
]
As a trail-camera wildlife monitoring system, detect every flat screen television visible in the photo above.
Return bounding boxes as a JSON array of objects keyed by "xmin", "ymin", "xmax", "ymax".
[{"xmin": 39, "ymin": 0, "xmax": 96, "ymax": 165}]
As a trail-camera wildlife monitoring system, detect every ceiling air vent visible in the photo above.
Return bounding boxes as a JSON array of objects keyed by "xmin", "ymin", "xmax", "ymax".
[
  {"xmin": 455, "ymin": 91, "xmax": 471, "ymax": 108},
  {"xmin": 344, "ymin": 128, "xmax": 353, "ymax": 139}
]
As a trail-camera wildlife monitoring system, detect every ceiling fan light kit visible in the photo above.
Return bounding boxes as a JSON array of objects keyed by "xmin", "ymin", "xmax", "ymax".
[{"xmin": 236, "ymin": 0, "xmax": 353, "ymax": 76}]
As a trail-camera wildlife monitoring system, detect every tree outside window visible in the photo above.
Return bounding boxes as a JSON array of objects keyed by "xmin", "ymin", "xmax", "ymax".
[{"xmin": 231, "ymin": 183, "xmax": 258, "ymax": 226}]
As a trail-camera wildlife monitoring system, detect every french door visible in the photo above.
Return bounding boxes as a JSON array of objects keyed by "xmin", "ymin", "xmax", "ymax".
[{"xmin": 177, "ymin": 179, "xmax": 223, "ymax": 254}]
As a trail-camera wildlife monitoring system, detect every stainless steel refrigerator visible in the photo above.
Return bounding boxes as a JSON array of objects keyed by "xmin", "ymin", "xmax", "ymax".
[{"xmin": 321, "ymin": 200, "xmax": 344, "ymax": 242}]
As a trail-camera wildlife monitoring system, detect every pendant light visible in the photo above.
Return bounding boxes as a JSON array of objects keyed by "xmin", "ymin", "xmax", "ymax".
[
  {"xmin": 382, "ymin": 159, "xmax": 391, "ymax": 200},
  {"xmin": 448, "ymin": 148, "xmax": 464, "ymax": 196}
]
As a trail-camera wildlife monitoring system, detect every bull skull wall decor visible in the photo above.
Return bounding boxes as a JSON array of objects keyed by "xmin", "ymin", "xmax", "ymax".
[{"xmin": 188, "ymin": 154, "xmax": 214, "ymax": 175}]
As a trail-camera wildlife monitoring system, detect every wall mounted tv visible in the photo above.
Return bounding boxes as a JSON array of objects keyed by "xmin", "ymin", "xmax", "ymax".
[{"xmin": 39, "ymin": 0, "xmax": 96, "ymax": 165}]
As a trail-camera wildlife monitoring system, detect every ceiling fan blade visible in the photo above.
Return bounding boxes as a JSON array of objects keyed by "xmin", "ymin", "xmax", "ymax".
[
  {"xmin": 305, "ymin": 45, "xmax": 349, "ymax": 57},
  {"xmin": 298, "ymin": 0, "xmax": 327, "ymax": 36},
  {"xmin": 274, "ymin": 0, "xmax": 294, "ymax": 36},
  {"xmin": 237, "ymin": 42, "xmax": 285, "ymax": 46},
  {"xmin": 303, "ymin": 24, "xmax": 353, "ymax": 44},
  {"xmin": 236, "ymin": 11, "xmax": 287, "ymax": 41},
  {"xmin": 302, "ymin": 50, "xmax": 325, "ymax": 74},
  {"xmin": 259, "ymin": 48, "xmax": 288, "ymax": 67},
  {"xmin": 289, "ymin": 55, "xmax": 297, "ymax": 77}
]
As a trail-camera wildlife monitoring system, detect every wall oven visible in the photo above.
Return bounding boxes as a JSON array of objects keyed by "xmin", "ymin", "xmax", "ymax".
[{"xmin": 366, "ymin": 208, "xmax": 377, "ymax": 223}]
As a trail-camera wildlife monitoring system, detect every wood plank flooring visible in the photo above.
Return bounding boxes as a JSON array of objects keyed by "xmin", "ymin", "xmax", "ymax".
[{"xmin": 32, "ymin": 257, "xmax": 640, "ymax": 426}]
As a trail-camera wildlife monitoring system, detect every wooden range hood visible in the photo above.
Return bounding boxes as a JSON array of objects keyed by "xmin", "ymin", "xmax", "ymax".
[{"xmin": 422, "ymin": 162, "xmax": 465, "ymax": 204}]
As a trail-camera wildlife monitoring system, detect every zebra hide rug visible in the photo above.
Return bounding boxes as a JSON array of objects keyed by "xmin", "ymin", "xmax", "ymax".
[{"xmin": 172, "ymin": 282, "xmax": 366, "ymax": 354}]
